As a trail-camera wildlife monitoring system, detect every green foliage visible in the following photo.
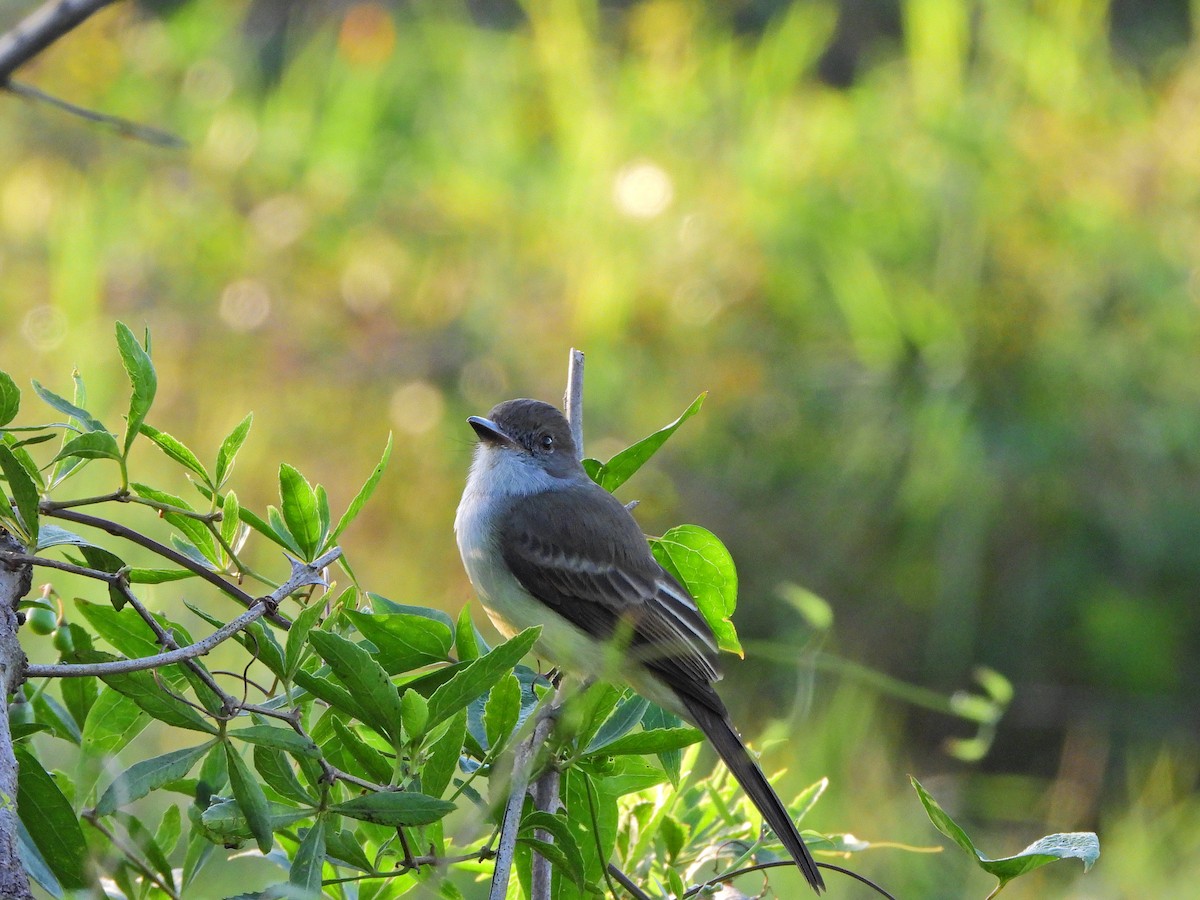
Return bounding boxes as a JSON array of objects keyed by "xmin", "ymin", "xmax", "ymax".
[
  {"xmin": 0, "ymin": 326, "xmax": 1099, "ymax": 898},
  {"xmin": 912, "ymin": 777, "xmax": 1099, "ymax": 895}
]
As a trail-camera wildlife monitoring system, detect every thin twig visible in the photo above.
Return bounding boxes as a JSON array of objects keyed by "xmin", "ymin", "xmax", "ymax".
[
  {"xmin": 7, "ymin": 80, "xmax": 187, "ymax": 147},
  {"xmin": 41, "ymin": 507, "xmax": 292, "ymax": 627},
  {"xmin": 606, "ymin": 863, "xmax": 654, "ymax": 900},
  {"xmin": 488, "ymin": 698, "xmax": 560, "ymax": 900},
  {"xmin": 25, "ymin": 548, "xmax": 339, "ymax": 679},
  {"xmin": 684, "ymin": 859, "xmax": 898, "ymax": 900},
  {"xmin": 564, "ymin": 349, "xmax": 585, "ymax": 458},
  {"xmin": 0, "ymin": 0, "xmax": 119, "ymax": 81},
  {"xmin": 82, "ymin": 811, "xmax": 181, "ymax": 900}
]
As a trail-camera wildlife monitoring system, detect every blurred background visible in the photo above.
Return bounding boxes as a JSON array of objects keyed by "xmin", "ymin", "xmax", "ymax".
[{"xmin": 3, "ymin": 0, "xmax": 1199, "ymax": 896}]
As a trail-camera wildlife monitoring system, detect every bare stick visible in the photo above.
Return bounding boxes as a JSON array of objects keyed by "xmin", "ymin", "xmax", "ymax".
[
  {"xmin": 42, "ymin": 507, "xmax": 292, "ymax": 627},
  {"xmin": 489, "ymin": 701, "xmax": 559, "ymax": 900},
  {"xmin": 24, "ymin": 549, "xmax": 339, "ymax": 680},
  {"xmin": 564, "ymin": 349, "xmax": 585, "ymax": 459},
  {"xmin": 7, "ymin": 80, "xmax": 187, "ymax": 147},
  {"xmin": 0, "ymin": 531, "xmax": 35, "ymax": 900},
  {"xmin": 0, "ymin": 0, "xmax": 118, "ymax": 82}
]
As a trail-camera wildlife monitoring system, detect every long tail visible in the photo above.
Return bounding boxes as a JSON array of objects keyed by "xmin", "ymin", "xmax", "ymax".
[{"xmin": 679, "ymin": 694, "xmax": 825, "ymax": 893}]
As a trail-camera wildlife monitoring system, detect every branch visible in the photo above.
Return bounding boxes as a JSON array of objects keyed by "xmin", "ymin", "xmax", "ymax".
[
  {"xmin": 0, "ymin": 0, "xmax": 187, "ymax": 147},
  {"xmin": 564, "ymin": 348, "xmax": 585, "ymax": 459},
  {"xmin": 25, "ymin": 548, "xmax": 340, "ymax": 679},
  {"xmin": 0, "ymin": 530, "xmax": 35, "ymax": 900},
  {"xmin": 0, "ymin": 0, "xmax": 118, "ymax": 82},
  {"xmin": 41, "ymin": 506, "xmax": 292, "ymax": 628},
  {"xmin": 489, "ymin": 697, "xmax": 560, "ymax": 900}
]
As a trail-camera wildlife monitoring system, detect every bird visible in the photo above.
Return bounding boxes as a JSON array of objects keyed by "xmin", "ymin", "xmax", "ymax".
[{"xmin": 454, "ymin": 397, "xmax": 824, "ymax": 893}]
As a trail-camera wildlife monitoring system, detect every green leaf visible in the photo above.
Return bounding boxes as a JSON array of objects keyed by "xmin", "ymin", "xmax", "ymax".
[
  {"xmin": 455, "ymin": 605, "xmax": 481, "ymax": 662},
  {"xmin": 226, "ymin": 742, "xmax": 274, "ymax": 853},
  {"xmin": 96, "ymin": 741, "xmax": 214, "ymax": 815},
  {"xmin": 75, "ymin": 598, "xmax": 162, "ymax": 660},
  {"xmin": 51, "ymin": 429, "xmax": 121, "ymax": 465},
  {"xmin": 229, "ymin": 725, "xmax": 321, "ymax": 758},
  {"xmin": 267, "ymin": 504, "xmax": 304, "ymax": 556},
  {"xmin": 367, "ymin": 593, "xmax": 456, "ymax": 629},
  {"xmin": 325, "ymin": 828, "xmax": 374, "ymax": 872},
  {"xmin": 0, "ymin": 443, "xmax": 39, "ymax": 543},
  {"xmin": 585, "ymin": 693, "xmax": 649, "ymax": 753},
  {"xmin": 484, "ymin": 672, "xmax": 521, "ymax": 752},
  {"xmin": 308, "ymin": 630, "xmax": 403, "ymax": 743},
  {"xmin": 329, "ymin": 717, "xmax": 393, "ymax": 785},
  {"xmin": 82, "ymin": 688, "xmax": 149, "ymax": 756},
  {"xmin": 293, "ymin": 670, "xmax": 369, "ymax": 722},
  {"xmin": 590, "ymin": 393, "xmax": 705, "ymax": 492},
  {"xmin": 31, "ymin": 692, "xmax": 80, "ymax": 744},
  {"xmin": 345, "ymin": 610, "xmax": 454, "ymax": 675},
  {"xmin": 426, "ymin": 626, "xmax": 540, "ymax": 730},
  {"xmin": 219, "ymin": 490, "xmax": 241, "ymax": 548},
  {"xmin": 285, "ymin": 597, "xmax": 328, "ymax": 679},
  {"xmin": 112, "ymin": 810, "xmax": 176, "ymax": 891},
  {"xmin": 290, "ymin": 820, "xmax": 326, "ymax": 895},
  {"xmin": 200, "ymin": 799, "xmax": 310, "ymax": 844},
  {"xmin": 421, "ymin": 708, "xmax": 466, "ymax": 800},
  {"xmin": 72, "ymin": 650, "xmax": 217, "ymax": 733},
  {"xmin": 127, "ymin": 567, "xmax": 196, "ymax": 584},
  {"xmin": 215, "ymin": 413, "xmax": 253, "ymax": 487},
  {"xmin": 279, "ymin": 463, "xmax": 321, "ymax": 559},
  {"xmin": 911, "ymin": 777, "xmax": 1100, "ymax": 888},
  {"xmin": 156, "ymin": 804, "xmax": 183, "ymax": 858},
  {"xmin": 0, "ymin": 370, "xmax": 19, "ymax": 426},
  {"xmin": 16, "ymin": 746, "xmax": 92, "ymax": 890},
  {"xmin": 651, "ymin": 524, "xmax": 741, "ymax": 656},
  {"xmin": 31, "ymin": 379, "xmax": 106, "ymax": 432},
  {"xmin": 139, "ymin": 423, "xmax": 210, "ymax": 485},
  {"xmin": 330, "ymin": 433, "xmax": 393, "ymax": 542},
  {"xmin": 115, "ymin": 321, "xmax": 158, "ymax": 456},
  {"xmin": 401, "ymin": 688, "xmax": 430, "ymax": 741},
  {"xmin": 331, "ymin": 791, "xmax": 455, "ymax": 826},
  {"xmin": 583, "ymin": 727, "xmax": 702, "ymax": 758},
  {"xmin": 518, "ymin": 811, "xmax": 587, "ymax": 888},
  {"xmin": 253, "ymin": 744, "xmax": 315, "ymax": 805},
  {"xmin": 130, "ymin": 483, "xmax": 219, "ymax": 564}
]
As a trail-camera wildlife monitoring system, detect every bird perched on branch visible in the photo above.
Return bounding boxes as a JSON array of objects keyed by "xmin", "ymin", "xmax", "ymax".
[{"xmin": 455, "ymin": 398, "xmax": 824, "ymax": 893}]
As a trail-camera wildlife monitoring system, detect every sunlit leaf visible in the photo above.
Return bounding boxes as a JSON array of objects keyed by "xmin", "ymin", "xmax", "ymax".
[
  {"xmin": 308, "ymin": 630, "xmax": 403, "ymax": 743},
  {"xmin": 330, "ymin": 433, "xmax": 393, "ymax": 543},
  {"xmin": 345, "ymin": 609, "xmax": 453, "ymax": 674},
  {"xmin": 651, "ymin": 524, "xmax": 741, "ymax": 656},
  {"xmin": 115, "ymin": 322, "xmax": 157, "ymax": 456},
  {"xmin": 911, "ymin": 777, "xmax": 1100, "ymax": 890},
  {"xmin": 279, "ymin": 463, "xmax": 321, "ymax": 559},
  {"xmin": 0, "ymin": 370, "xmax": 19, "ymax": 427},
  {"xmin": 31, "ymin": 379, "xmax": 106, "ymax": 433},
  {"xmin": 426, "ymin": 626, "xmax": 540, "ymax": 730},
  {"xmin": 583, "ymin": 726, "xmax": 702, "ymax": 758},
  {"xmin": 0, "ymin": 443, "xmax": 39, "ymax": 544},
  {"xmin": 588, "ymin": 393, "xmax": 705, "ymax": 492},
  {"xmin": 139, "ymin": 423, "xmax": 210, "ymax": 485}
]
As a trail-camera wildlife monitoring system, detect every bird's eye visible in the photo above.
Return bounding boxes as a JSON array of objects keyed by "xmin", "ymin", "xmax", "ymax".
[{"xmin": 539, "ymin": 434, "xmax": 554, "ymax": 450}]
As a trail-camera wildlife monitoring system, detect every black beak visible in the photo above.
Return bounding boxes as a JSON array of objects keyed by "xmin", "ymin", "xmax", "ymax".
[{"xmin": 467, "ymin": 416, "xmax": 516, "ymax": 447}]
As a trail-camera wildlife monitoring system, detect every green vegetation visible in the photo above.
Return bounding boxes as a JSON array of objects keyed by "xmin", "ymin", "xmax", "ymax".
[{"xmin": 2, "ymin": 0, "xmax": 1196, "ymax": 895}]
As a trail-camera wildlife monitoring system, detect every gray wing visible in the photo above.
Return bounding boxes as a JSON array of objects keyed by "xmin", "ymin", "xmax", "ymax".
[{"xmin": 499, "ymin": 484, "xmax": 722, "ymax": 695}]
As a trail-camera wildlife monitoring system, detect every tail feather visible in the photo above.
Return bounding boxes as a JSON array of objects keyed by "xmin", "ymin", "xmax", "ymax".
[{"xmin": 679, "ymin": 694, "xmax": 825, "ymax": 893}]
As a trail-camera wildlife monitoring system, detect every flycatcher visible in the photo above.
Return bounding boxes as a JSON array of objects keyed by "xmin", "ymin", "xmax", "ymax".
[{"xmin": 455, "ymin": 398, "xmax": 824, "ymax": 893}]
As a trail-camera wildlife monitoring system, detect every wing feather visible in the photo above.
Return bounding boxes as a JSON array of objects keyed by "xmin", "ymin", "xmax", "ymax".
[{"xmin": 499, "ymin": 484, "xmax": 722, "ymax": 691}]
